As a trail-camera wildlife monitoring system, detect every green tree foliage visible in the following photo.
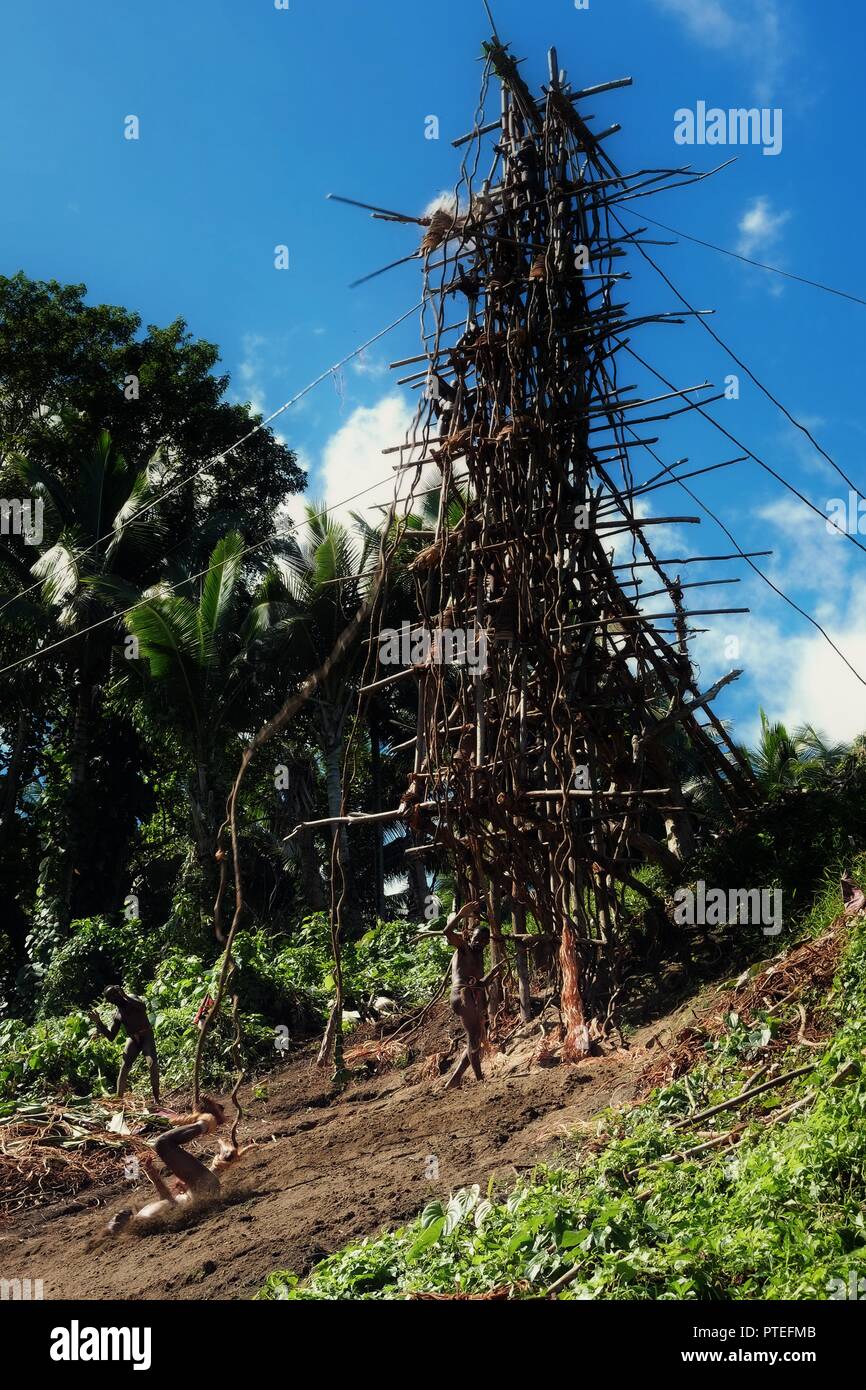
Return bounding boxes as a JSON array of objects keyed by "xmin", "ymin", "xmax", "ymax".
[
  {"xmin": 0, "ymin": 273, "xmax": 305, "ymax": 549},
  {"xmin": 0, "ymin": 273, "xmax": 306, "ymax": 1006},
  {"xmin": 118, "ymin": 532, "xmax": 300, "ymax": 922},
  {"xmin": 745, "ymin": 709, "xmax": 855, "ymax": 796},
  {"xmin": 2, "ymin": 269, "xmax": 866, "ymax": 1168}
]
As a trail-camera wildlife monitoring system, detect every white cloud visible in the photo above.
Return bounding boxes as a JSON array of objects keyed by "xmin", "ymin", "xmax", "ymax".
[
  {"xmin": 283, "ymin": 394, "xmax": 439, "ymax": 539},
  {"xmin": 778, "ymin": 628, "xmax": 866, "ymax": 741},
  {"xmin": 275, "ymin": 489, "xmax": 314, "ymax": 537},
  {"xmin": 237, "ymin": 332, "xmax": 269, "ymax": 418},
  {"xmin": 736, "ymin": 196, "xmax": 791, "ymax": 257},
  {"xmin": 754, "ymin": 497, "xmax": 853, "ymax": 618},
  {"xmin": 351, "ymin": 352, "xmax": 389, "ymax": 380},
  {"xmin": 654, "ymin": 0, "xmax": 786, "ymax": 99},
  {"xmin": 736, "ymin": 603, "xmax": 866, "ymax": 744},
  {"xmin": 655, "ymin": 0, "xmax": 738, "ymax": 47},
  {"xmin": 686, "ymin": 487, "xmax": 866, "ymax": 745},
  {"xmin": 423, "ymin": 191, "xmax": 462, "ymax": 219}
]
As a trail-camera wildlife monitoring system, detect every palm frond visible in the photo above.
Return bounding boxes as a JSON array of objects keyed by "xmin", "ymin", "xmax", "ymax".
[
  {"xmin": 197, "ymin": 532, "xmax": 244, "ymax": 662},
  {"xmin": 107, "ymin": 464, "xmax": 163, "ymax": 562},
  {"xmin": 76, "ymin": 431, "xmax": 127, "ymax": 546},
  {"xmin": 31, "ymin": 539, "xmax": 81, "ymax": 611},
  {"xmin": 125, "ymin": 594, "xmax": 201, "ymax": 680},
  {"xmin": 12, "ymin": 453, "xmax": 72, "ymax": 537}
]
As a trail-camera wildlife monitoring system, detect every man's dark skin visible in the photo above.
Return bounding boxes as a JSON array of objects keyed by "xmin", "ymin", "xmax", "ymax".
[
  {"xmin": 443, "ymin": 902, "xmax": 505, "ymax": 1089},
  {"xmin": 90, "ymin": 985, "xmax": 160, "ymax": 1106}
]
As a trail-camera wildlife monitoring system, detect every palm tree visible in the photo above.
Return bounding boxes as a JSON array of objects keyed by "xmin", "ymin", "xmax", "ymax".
[
  {"xmin": 119, "ymin": 531, "xmax": 292, "ymax": 920},
  {"xmin": 789, "ymin": 723, "xmax": 850, "ymax": 786},
  {"xmin": 14, "ymin": 431, "xmax": 160, "ymax": 920},
  {"xmin": 276, "ymin": 503, "xmax": 382, "ymax": 928},
  {"xmin": 743, "ymin": 711, "xmax": 800, "ymax": 796},
  {"xmin": 746, "ymin": 709, "xmax": 851, "ymax": 795},
  {"xmin": 0, "ymin": 537, "xmax": 51, "ymax": 856}
]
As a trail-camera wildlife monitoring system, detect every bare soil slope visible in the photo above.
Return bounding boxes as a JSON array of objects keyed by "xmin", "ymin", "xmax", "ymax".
[{"xmin": 0, "ymin": 1001, "xmax": 681, "ymax": 1301}]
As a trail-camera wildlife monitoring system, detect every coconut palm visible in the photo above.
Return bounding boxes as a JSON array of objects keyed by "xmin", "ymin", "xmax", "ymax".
[
  {"xmin": 17, "ymin": 431, "xmax": 161, "ymax": 765},
  {"xmin": 745, "ymin": 710, "xmax": 851, "ymax": 795},
  {"xmin": 789, "ymin": 723, "xmax": 850, "ymax": 786},
  {"xmin": 119, "ymin": 531, "xmax": 294, "ymax": 919},
  {"xmin": 12, "ymin": 431, "xmax": 161, "ymax": 920},
  {"xmin": 275, "ymin": 503, "xmax": 383, "ymax": 927}
]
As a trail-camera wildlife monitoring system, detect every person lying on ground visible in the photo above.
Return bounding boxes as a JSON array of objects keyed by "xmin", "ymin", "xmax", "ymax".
[
  {"xmin": 90, "ymin": 984, "xmax": 160, "ymax": 1107},
  {"xmin": 106, "ymin": 1097, "xmax": 247, "ymax": 1235},
  {"xmin": 443, "ymin": 901, "xmax": 506, "ymax": 1089}
]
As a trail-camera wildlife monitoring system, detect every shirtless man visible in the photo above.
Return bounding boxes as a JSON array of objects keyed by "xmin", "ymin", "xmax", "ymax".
[
  {"xmin": 90, "ymin": 984, "xmax": 160, "ymax": 1107},
  {"xmin": 106, "ymin": 1097, "xmax": 245, "ymax": 1235},
  {"xmin": 443, "ymin": 901, "xmax": 505, "ymax": 1089}
]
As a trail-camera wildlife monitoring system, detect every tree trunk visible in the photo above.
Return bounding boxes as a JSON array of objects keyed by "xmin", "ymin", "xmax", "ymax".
[
  {"xmin": 559, "ymin": 918, "xmax": 591, "ymax": 1059},
  {"xmin": 63, "ymin": 664, "xmax": 95, "ymax": 921},
  {"xmin": 323, "ymin": 741, "xmax": 348, "ymax": 863},
  {"xmin": 284, "ymin": 760, "xmax": 326, "ymax": 912},
  {"xmin": 297, "ymin": 826, "xmax": 326, "ymax": 911},
  {"xmin": 664, "ymin": 801, "xmax": 695, "ymax": 862},
  {"xmin": 189, "ymin": 759, "xmax": 218, "ymax": 926},
  {"xmin": 0, "ymin": 711, "xmax": 29, "ymax": 849},
  {"xmin": 512, "ymin": 890, "xmax": 533, "ymax": 1023},
  {"xmin": 321, "ymin": 720, "xmax": 359, "ymax": 935},
  {"xmin": 369, "ymin": 717, "xmax": 386, "ymax": 919},
  {"xmin": 69, "ymin": 677, "xmax": 92, "ymax": 789},
  {"xmin": 629, "ymin": 828, "xmax": 684, "ymax": 878},
  {"xmin": 557, "ymin": 862, "xmax": 591, "ymax": 1060},
  {"xmin": 405, "ymin": 842, "xmax": 429, "ymax": 921},
  {"xmin": 485, "ymin": 882, "xmax": 506, "ymax": 1017}
]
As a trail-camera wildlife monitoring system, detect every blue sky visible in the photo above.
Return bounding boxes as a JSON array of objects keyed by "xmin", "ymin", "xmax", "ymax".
[{"xmin": 3, "ymin": 0, "xmax": 866, "ymax": 744}]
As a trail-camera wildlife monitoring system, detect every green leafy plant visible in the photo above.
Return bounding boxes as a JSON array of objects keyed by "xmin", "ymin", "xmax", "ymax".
[{"xmin": 257, "ymin": 864, "xmax": 866, "ymax": 1302}]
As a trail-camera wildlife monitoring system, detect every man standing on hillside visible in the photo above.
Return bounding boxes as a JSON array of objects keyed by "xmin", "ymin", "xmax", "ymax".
[
  {"xmin": 90, "ymin": 984, "xmax": 161, "ymax": 1107},
  {"xmin": 442, "ymin": 901, "xmax": 505, "ymax": 1090}
]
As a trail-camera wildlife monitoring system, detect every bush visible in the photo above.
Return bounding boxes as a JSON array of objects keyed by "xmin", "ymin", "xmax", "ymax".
[
  {"xmin": 693, "ymin": 778, "xmax": 866, "ymax": 921},
  {"xmin": 342, "ymin": 918, "xmax": 451, "ymax": 1005},
  {"xmin": 1, "ymin": 913, "xmax": 450, "ymax": 1102},
  {"xmin": 0, "ymin": 1013, "xmax": 119, "ymax": 1098},
  {"xmin": 232, "ymin": 929, "xmax": 323, "ymax": 1032},
  {"xmin": 0, "ymin": 999, "xmax": 277, "ymax": 1103},
  {"xmin": 144, "ymin": 1004, "xmax": 276, "ymax": 1094},
  {"xmin": 38, "ymin": 916, "xmax": 165, "ymax": 1016},
  {"xmin": 1, "ymin": 939, "xmax": 290, "ymax": 1102}
]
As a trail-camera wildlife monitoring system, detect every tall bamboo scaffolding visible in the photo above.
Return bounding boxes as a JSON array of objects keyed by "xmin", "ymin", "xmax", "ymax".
[{"xmin": 322, "ymin": 31, "xmax": 759, "ymax": 1057}]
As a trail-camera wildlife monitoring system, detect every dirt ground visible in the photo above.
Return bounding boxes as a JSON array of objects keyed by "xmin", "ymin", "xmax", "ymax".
[{"xmin": 0, "ymin": 999, "xmax": 690, "ymax": 1301}]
